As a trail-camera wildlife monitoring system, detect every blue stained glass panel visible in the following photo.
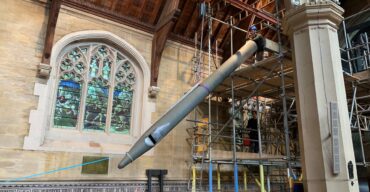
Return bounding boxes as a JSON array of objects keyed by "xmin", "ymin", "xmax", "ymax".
[
  {"xmin": 54, "ymin": 80, "xmax": 81, "ymax": 128},
  {"xmin": 83, "ymin": 78, "xmax": 109, "ymax": 132}
]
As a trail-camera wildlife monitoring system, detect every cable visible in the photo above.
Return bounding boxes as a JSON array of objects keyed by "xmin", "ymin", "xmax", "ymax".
[{"xmin": 0, "ymin": 157, "xmax": 110, "ymax": 183}]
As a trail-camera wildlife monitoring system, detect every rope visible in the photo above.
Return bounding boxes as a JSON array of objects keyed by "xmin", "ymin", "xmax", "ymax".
[{"xmin": 0, "ymin": 157, "xmax": 110, "ymax": 184}]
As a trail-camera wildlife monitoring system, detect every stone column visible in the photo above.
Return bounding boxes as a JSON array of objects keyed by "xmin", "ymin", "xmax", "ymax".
[{"xmin": 283, "ymin": 1, "xmax": 359, "ymax": 192}]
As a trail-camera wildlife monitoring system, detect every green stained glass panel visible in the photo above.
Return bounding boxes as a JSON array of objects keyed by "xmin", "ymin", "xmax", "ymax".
[
  {"xmin": 75, "ymin": 62, "xmax": 85, "ymax": 73},
  {"xmin": 122, "ymin": 62, "xmax": 131, "ymax": 71},
  {"xmin": 98, "ymin": 46, "xmax": 108, "ymax": 57},
  {"xmin": 83, "ymin": 78, "xmax": 108, "ymax": 132},
  {"xmin": 116, "ymin": 70, "xmax": 125, "ymax": 81},
  {"xmin": 102, "ymin": 58, "xmax": 111, "ymax": 80},
  {"xmin": 68, "ymin": 49, "xmax": 81, "ymax": 62},
  {"xmin": 89, "ymin": 56, "xmax": 99, "ymax": 78},
  {"xmin": 127, "ymin": 73, "xmax": 135, "ymax": 85},
  {"xmin": 54, "ymin": 80, "xmax": 81, "ymax": 128},
  {"xmin": 61, "ymin": 59, "xmax": 73, "ymax": 71},
  {"xmin": 110, "ymin": 85, "xmax": 133, "ymax": 134}
]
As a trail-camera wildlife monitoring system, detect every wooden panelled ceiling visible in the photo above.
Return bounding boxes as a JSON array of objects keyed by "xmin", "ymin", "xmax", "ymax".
[{"xmin": 62, "ymin": 0, "xmax": 287, "ymax": 56}]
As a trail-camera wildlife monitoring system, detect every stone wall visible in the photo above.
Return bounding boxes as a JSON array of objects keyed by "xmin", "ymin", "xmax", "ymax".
[{"xmin": 0, "ymin": 0, "xmax": 203, "ymax": 182}]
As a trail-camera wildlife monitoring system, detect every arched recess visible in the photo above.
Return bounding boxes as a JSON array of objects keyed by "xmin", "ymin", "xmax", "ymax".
[{"xmin": 24, "ymin": 30, "xmax": 155, "ymax": 154}]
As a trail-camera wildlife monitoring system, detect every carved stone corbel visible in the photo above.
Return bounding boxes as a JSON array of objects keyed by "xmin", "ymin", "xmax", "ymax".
[
  {"xmin": 148, "ymin": 86, "xmax": 160, "ymax": 98},
  {"xmin": 37, "ymin": 63, "xmax": 52, "ymax": 78}
]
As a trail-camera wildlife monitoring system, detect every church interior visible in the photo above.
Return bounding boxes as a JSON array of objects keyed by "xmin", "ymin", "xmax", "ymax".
[{"xmin": 1, "ymin": 0, "xmax": 370, "ymax": 191}]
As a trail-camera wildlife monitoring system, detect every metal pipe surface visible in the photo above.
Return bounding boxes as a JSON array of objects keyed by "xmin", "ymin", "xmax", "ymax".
[{"xmin": 118, "ymin": 38, "xmax": 262, "ymax": 169}]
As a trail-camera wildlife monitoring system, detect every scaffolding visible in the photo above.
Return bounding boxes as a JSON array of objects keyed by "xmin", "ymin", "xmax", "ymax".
[
  {"xmin": 340, "ymin": 8, "xmax": 370, "ymax": 75},
  {"xmin": 187, "ymin": 3, "xmax": 370, "ymax": 192},
  {"xmin": 340, "ymin": 8, "xmax": 370, "ymax": 168},
  {"xmin": 187, "ymin": 2, "xmax": 301, "ymax": 192}
]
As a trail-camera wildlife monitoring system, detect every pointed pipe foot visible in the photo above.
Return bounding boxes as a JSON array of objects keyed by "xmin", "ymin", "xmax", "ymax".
[{"xmin": 118, "ymin": 154, "xmax": 133, "ymax": 169}]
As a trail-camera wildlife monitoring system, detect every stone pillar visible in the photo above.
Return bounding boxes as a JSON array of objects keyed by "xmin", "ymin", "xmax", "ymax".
[{"xmin": 284, "ymin": 1, "xmax": 359, "ymax": 192}]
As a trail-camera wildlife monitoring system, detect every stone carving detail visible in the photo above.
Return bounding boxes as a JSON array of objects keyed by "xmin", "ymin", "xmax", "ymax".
[
  {"xmin": 0, "ymin": 181, "xmax": 188, "ymax": 192},
  {"xmin": 148, "ymin": 86, "xmax": 160, "ymax": 98},
  {"xmin": 37, "ymin": 63, "xmax": 52, "ymax": 78}
]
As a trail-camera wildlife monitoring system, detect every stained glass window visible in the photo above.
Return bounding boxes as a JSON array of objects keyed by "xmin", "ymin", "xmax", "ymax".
[
  {"xmin": 110, "ymin": 62, "xmax": 135, "ymax": 134},
  {"xmin": 53, "ymin": 43, "xmax": 136, "ymax": 134}
]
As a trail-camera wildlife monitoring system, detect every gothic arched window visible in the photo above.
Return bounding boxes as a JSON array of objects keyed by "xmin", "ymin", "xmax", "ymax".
[{"xmin": 53, "ymin": 43, "xmax": 136, "ymax": 134}]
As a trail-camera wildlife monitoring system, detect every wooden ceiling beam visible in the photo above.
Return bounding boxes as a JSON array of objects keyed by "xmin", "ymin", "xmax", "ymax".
[
  {"xmin": 225, "ymin": 0, "xmax": 278, "ymax": 24},
  {"xmin": 61, "ymin": 0, "xmax": 196, "ymax": 47},
  {"xmin": 219, "ymin": 25, "xmax": 232, "ymax": 50},
  {"xmin": 260, "ymin": 0, "xmax": 276, "ymax": 13},
  {"xmin": 143, "ymin": 0, "xmax": 157, "ymax": 24},
  {"xmin": 211, "ymin": 7, "xmax": 231, "ymax": 49},
  {"xmin": 150, "ymin": 0, "xmax": 180, "ymax": 86},
  {"xmin": 247, "ymin": 0, "xmax": 263, "ymax": 30},
  {"xmin": 260, "ymin": 27, "xmax": 269, "ymax": 36},
  {"xmin": 220, "ymin": 14, "xmax": 255, "ymax": 62},
  {"xmin": 62, "ymin": 0, "xmax": 154, "ymax": 33},
  {"xmin": 220, "ymin": 8, "xmax": 257, "ymax": 46},
  {"xmin": 127, "ymin": 0, "xmax": 138, "ymax": 17},
  {"xmin": 148, "ymin": 0, "xmax": 165, "ymax": 25},
  {"xmin": 231, "ymin": 16, "xmax": 249, "ymax": 50},
  {"xmin": 155, "ymin": 0, "xmax": 180, "ymax": 30},
  {"xmin": 264, "ymin": 27, "xmax": 274, "ymax": 39},
  {"xmin": 220, "ymin": 0, "xmax": 278, "ymax": 61},
  {"xmin": 183, "ymin": 3, "xmax": 200, "ymax": 38},
  {"xmin": 109, "ymin": 0, "xmax": 119, "ymax": 10},
  {"xmin": 93, "ymin": 0, "xmax": 103, "ymax": 6},
  {"xmin": 39, "ymin": 0, "xmax": 62, "ymax": 77},
  {"xmin": 195, "ymin": 16, "xmax": 208, "ymax": 46},
  {"xmin": 134, "ymin": 0, "xmax": 148, "ymax": 18},
  {"xmin": 216, "ymin": 10, "xmax": 242, "ymax": 51},
  {"xmin": 219, "ymin": 15, "xmax": 249, "ymax": 51},
  {"xmin": 118, "ymin": 0, "xmax": 132, "ymax": 15},
  {"xmin": 173, "ymin": 0, "xmax": 196, "ymax": 34},
  {"xmin": 201, "ymin": 4, "xmax": 231, "ymax": 50},
  {"xmin": 194, "ymin": 1, "xmax": 223, "ymax": 44}
]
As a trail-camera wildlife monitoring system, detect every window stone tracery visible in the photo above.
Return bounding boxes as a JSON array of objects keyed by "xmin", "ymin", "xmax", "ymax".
[
  {"xmin": 54, "ymin": 43, "xmax": 136, "ymax": 134},
  {"xmin": 24, "ymin": 30, "xmax": 154, "ymax": 154}
]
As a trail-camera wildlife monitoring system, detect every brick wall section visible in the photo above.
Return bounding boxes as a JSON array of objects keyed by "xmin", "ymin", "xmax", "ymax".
[{"xmin": 0, "ymin": 0, "xmax": 204, "ymax": 181}]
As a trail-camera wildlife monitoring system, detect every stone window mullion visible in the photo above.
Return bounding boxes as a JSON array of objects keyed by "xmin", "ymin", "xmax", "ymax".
[
  {"xmin": 24, "ymin": 31, "xmax": 151, "ymax": 153},
  {"xmin": 104, "ymin": 50, "xmax": 117, "ymax": 133},
  {"xmin": 53, "ymin": 42, "xmax": 136, "ymax": 135},
  {"xmin": 76, "ymin": 44, "xmax": 93, "ymax": 132}
]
